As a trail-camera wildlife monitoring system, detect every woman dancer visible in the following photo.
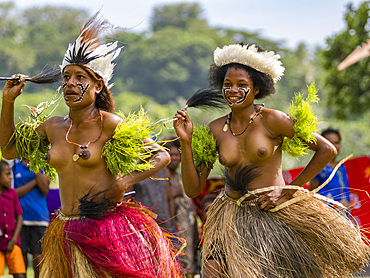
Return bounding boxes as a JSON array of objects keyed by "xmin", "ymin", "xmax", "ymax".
[
  {"xmin": 1, "ymin": 13, "xmax": 181, "ymax": 278},
  {"xmin": 174, "ymin": 43, "xmax": 369, "ymax": 277}
]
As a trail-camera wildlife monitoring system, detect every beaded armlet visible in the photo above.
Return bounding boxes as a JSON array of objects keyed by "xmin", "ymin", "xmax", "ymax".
[
  {"xmin": 281, "ymin": 82, "xmax": 320, "ymax": 157},
  {"xmin": 102, "ymin": 109, "xmax": 160, "ymax": 176},
  {"xmin": 191, "ymin": 125, "xmax": 218, "ymax": 171}
]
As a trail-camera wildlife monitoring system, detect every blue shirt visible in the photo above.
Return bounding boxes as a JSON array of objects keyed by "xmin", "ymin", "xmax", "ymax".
[
  {"xmin": 11, "ymin": 160, "xmax": 49, "ymax": 226},
  {"xmin": 313, "ymin": 164, "xmax": 350, "ymax": 203}
]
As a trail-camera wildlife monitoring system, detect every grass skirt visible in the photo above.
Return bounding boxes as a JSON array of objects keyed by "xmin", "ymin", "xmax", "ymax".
[
  {"xmin": 39, "ymin": 202, "xmax": 182, "ymax": 278},
  {"xmin": 202, "ymin": 190, "xmax": 370, "ymax": 278}
]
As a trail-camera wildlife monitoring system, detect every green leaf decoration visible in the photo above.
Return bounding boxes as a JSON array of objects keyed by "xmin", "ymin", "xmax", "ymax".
[
  {"xmin": 192, "ymin": 124, "xmax": 218, "ymax": 170},
  {"xmin": 282, "ymin": 81, "xmax": 320, "ymax": 158},
  {"xmin": 102, "ymin": 108, "xmax": 160, "ymax": 176},
  {"xmin": 12, "ymin": 93, "xmax": 62, "ymax": 180}
]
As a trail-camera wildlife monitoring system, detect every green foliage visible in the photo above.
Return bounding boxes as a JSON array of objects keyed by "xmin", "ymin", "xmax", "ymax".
[
  {"xmin": 114, "ymin": 26, "xmax": 215, "ymax": 103},
  {"xmin": 11, "ymin": 94, "xmax": 62, "ymax": 180},
  {"xmin": 282, "ymin": 82, "xmax": 320, "ymax": 157},
  {"xmin": 150, "ymin": 3, "xmax": 206, "ymax": 32},
  {"xmin": 1, "ymin": 1, "xmax": 369, "ymax": 176},
  {"xmin": 318, "ymin": 1, "xmax": 370, "ymax": 119},
  {"xmin": 0, "ymin": 4, "xmax": 86, "ymax": 92},
  {"xmin": 102, "ymin": 109, "xmax": 159, "ymax": 176},
  {"xmin": 191, "ymin": 125, "xmax": 218, "ymax": 170}
]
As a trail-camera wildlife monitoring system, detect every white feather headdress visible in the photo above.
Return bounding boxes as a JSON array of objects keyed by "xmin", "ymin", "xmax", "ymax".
[
  {"xmin": 60, "ymin": 12, "xmax": 122, "ymax": 88},
  {"xmin": 213, "ymin": 44, "xmax": 284, "ymax": 83}
]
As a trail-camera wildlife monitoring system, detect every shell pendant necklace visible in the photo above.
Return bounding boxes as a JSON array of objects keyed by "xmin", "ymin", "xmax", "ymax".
[
  {"xmin": 223, "ymin": 106, "xmax": 263, "ymax": 136},
  {"xmin": 65, "ymin": 109, "xmax": 103, "ymax": 161}
]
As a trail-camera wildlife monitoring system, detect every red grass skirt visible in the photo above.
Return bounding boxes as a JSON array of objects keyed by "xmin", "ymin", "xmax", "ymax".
[{"xmin": 40, "ymin": 202, "xmax": 183, "ymax": 278}]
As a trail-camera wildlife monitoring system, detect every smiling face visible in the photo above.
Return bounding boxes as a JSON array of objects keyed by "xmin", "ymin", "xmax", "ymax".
[
  {"xmin": 222, "ymin": 67, "xmax": 259, "ymax": 107},
  {"xmin": 62, "ymin": 65, "xmax": 102, "ymax": 107}
]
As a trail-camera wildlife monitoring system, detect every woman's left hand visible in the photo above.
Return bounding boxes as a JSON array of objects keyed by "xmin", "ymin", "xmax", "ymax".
[
  {"xmin": 108, "ymin": 177, "xmax": 131, "ymax": 205},
  {"xmin": 258, "ymin": 188, "xmax": 296, "ymax": 211}
]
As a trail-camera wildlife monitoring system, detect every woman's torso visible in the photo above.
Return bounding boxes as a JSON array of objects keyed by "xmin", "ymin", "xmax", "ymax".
[
  {"xmin": 209, "ymin": 108, "xmax": 292, "ymax": 199},
  {"xmin": 39, "ymin": 111, "xmax": 120, "ymax": 215}
]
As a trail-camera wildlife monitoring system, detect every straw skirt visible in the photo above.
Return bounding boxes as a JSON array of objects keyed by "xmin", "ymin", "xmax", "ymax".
[
  {"xmin": 202, "ymin": 190, "xmax": 369, "ymax": 278},
  {"xmin": 40, "ymin": 202, "xmax": 182, "ymax": 278}
]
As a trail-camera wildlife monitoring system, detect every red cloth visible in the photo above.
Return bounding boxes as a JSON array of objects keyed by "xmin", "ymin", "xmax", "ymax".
[
  {"xmin": 284, "ymin": 156, "xmax": 370, "ymax": 239},
  {"xmin": 0, "ymin": 187, "xmax": 23, "ymax": 250},
  {"xmin": 343, "ymin": 156, "xmax": 370, "ymax": 238}
]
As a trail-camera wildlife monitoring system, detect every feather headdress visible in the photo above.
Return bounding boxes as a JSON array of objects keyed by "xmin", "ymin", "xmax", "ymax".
[
  {"xmin": 214, "ymin": 44, "xmax": 285, "ymax": 83},
  {"xmin": 60, "ymin": 12, "xmax": 122, "ymax": 88}
]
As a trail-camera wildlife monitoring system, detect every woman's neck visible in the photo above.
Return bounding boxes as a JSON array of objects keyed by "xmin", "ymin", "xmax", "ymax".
[
  {"xmin": 230, "ymin": 104, "xmax": 257, "ymax": 122},
  {"xmin": 68, "ymin": 105, "xmax": 99, "ymax": 125}
]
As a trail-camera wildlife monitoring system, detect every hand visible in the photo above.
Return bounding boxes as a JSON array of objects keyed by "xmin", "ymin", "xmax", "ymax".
[
  {"xmin": 258, "ymin": 188, "xmax": 296, "ymax": 211},
  {"xmin": 2, "ymin": 74, "xmax": 27, "ymax": 102},
  {"xmin": 173, "ymin": 109, "xmax": 193, "ymax": 143},
  {"xmin": 5, "ymin": 239, "xmax": 16, "ymax": 253},
  {"xmin": 108, "ymin": 177, "xmax": 131, "ymax": 205}
]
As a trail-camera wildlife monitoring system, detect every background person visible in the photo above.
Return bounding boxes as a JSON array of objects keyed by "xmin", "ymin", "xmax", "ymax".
[
  {"xmin": 10, "ymin": 157, "xmax": 50, "ymax": 278},
  {"xmin": 309, "ymin": 127, "xmax": 351, "ymax": 209},
  {"xmin": 0, "ymin": 159, "xmax": 26, "ymax": 278}
]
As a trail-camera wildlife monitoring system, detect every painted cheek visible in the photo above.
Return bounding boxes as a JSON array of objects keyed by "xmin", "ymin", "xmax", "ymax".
[
  {"xmin": 236, "ymin": 88, "xmax": 250, "ymax": 104},
  {"xmin": 223, "ymin": 87, "xmax": 233, "ymax": 106},
  {"xmin": 73, "ymin": 83, "xmax": 90, "ymax": 103}
]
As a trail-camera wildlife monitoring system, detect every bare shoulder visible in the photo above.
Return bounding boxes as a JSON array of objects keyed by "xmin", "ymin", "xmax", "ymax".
[
  {"xmin": 37, "ymin": 116, "xmax": 65, "ymax": 133},
  {"xmin": 260, "ymin": 107, "xmax": 294, "ymax": 138},
  {"xmin": 102, "ymin": 111, "xmax": 124, "ymax": 133},
  {"xmin": 209, "ymin": 115, "xmax": 228, "ymax": 134},
  {"xmin": 35, "ymin": 116, "xmax": 66, "ymax": 141}
]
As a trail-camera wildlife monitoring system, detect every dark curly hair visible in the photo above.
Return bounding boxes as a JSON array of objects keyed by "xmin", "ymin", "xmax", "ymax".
[
  {"xmin": 208, "ymin": 45, "xmax": 276, "ymax": 99},
  {"xmin": 321, "ymin": 127, "xmax": 341, "ymax": 141}
]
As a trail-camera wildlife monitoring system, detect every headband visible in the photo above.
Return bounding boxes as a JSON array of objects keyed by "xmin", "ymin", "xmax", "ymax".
[
  {"xmin": 60, "ymin": 12, "xmax": 122, "ymax": 88},
  {"xmin": 213, "ymin": 44, "xmax": 284, "ymax": 83}
]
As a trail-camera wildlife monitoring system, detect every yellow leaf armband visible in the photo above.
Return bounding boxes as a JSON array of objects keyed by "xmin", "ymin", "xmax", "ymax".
[
  {"xmin": 282, "ymin": 82, "xmax": 320, "ymax": 158},
  {"xmin": 192, "ymin": 125, "xmax": 218, "ymax": 170},
  {"xmin": 102, "ymin": 109, "xmax": 160, "ymax": 176}
]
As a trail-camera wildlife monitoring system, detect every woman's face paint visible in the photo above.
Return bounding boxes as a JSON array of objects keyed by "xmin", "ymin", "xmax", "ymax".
[
  {"xmin": 73, "ymin": 83, "xmax": 90, "ymax": 103},
  {"xmin": 222, "ymin": 87, "xmax": 250, "ymax": 106}
]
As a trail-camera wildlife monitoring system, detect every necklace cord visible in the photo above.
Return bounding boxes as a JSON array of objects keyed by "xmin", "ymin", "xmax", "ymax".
[
  {"xmin": 228, "ymin": 106, "xmax": 262, "ymax": 136},
  {"xmin": 65, "ymin": 108, "xmax": 104, "ymax": 149}
]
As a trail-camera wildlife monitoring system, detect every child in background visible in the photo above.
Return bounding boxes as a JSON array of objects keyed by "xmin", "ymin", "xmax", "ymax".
[{"xmin": 0, "ymin": 159, "xmax": 26, "ymax": 278}]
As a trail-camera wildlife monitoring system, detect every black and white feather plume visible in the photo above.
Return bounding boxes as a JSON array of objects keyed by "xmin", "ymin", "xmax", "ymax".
[
  {"xmin": 184, "ymin": 88, "xmax": 226, "ymax": 110},
  {"xmin": 60, "ymin": 12, "xmax": 122, "ymax": 88}
]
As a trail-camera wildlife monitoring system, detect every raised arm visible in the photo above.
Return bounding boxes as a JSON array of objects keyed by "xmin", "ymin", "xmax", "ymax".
[
  {"xmin": 0, "ymin": 75, "xmax": 27, "ymax": 159},
  {"xmin": 173, "ymin": 109, "xmax": 210, "ymax": 198}
]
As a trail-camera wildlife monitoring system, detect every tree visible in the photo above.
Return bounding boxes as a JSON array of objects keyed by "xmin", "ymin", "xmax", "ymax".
[
  {"xmin": 0, "ymin": 2, "xmax": 36, "ymax": 76},
  {"xmin": 150, "ymin": 3, "xmax": 206, "ymax": 32},
  {"xmin": 318, "ymin": 1, "xmax": 369, "ymax": 119}
]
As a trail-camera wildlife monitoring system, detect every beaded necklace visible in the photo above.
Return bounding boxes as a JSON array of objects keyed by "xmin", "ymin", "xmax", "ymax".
[
  {"xmin": 65, "ymin": 109, "xmax": 104, "ymax": 161},
  {"xmin": 223, "ymin": 106, "xmax": 263, "ymax": 136}
]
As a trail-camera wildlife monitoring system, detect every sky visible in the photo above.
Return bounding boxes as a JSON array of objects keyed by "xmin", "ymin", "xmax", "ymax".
[{"xmin": 13, "ymin": 0, "xmax": 366, "ymax": 48}]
